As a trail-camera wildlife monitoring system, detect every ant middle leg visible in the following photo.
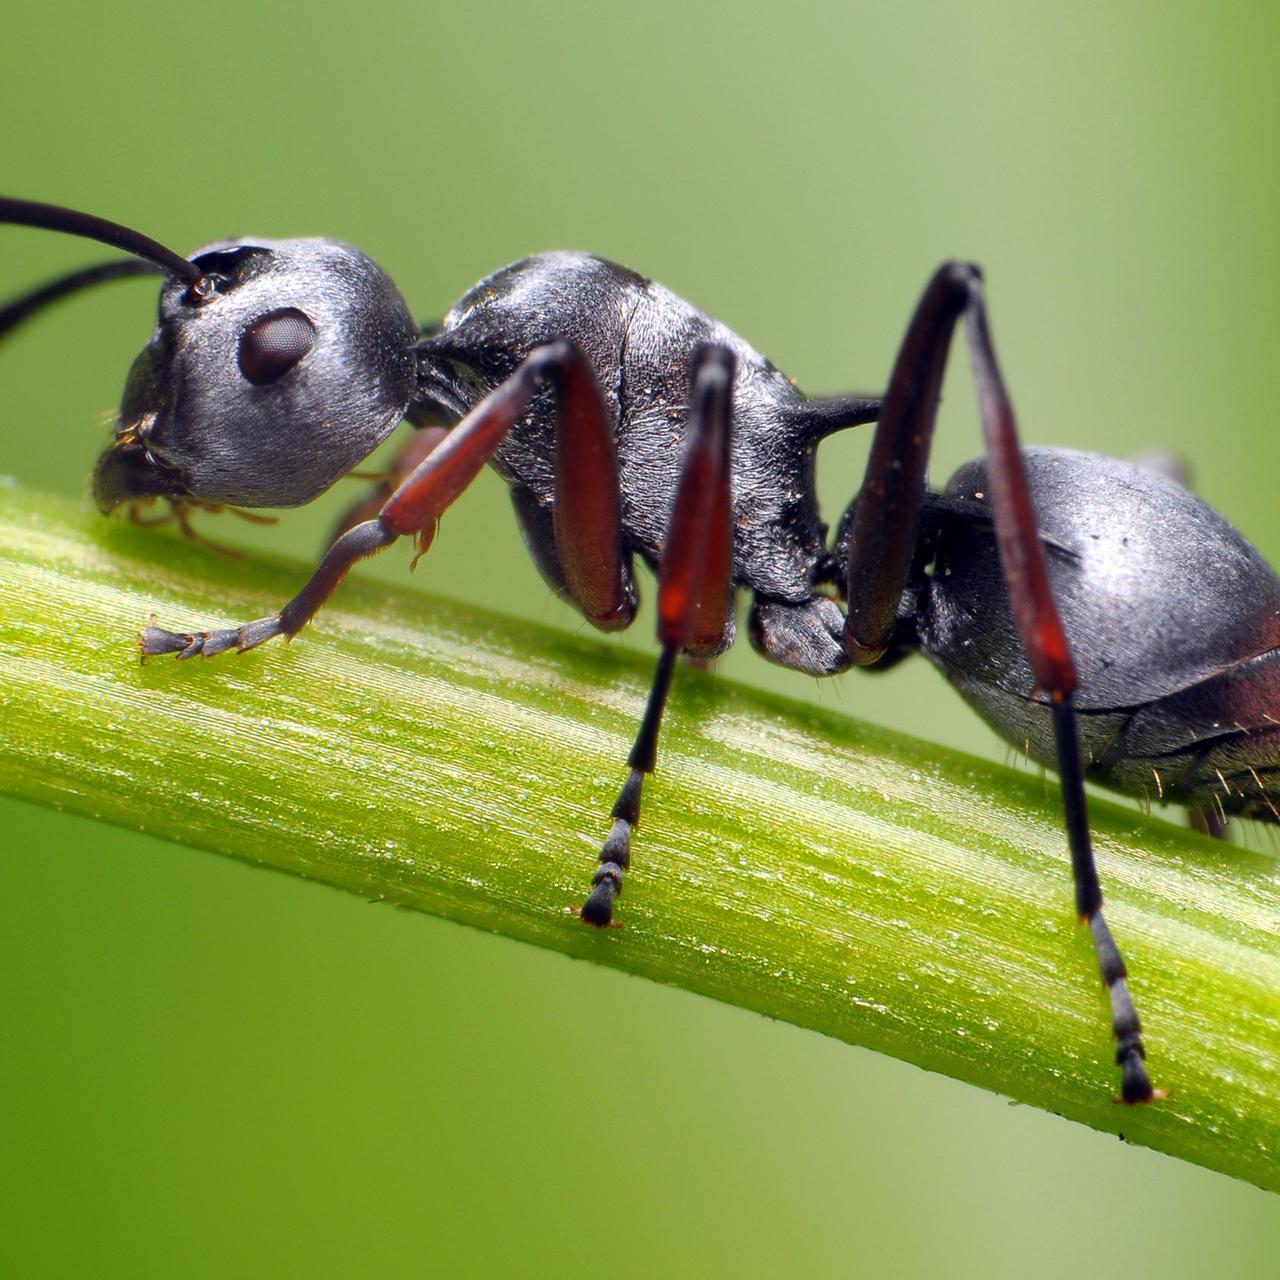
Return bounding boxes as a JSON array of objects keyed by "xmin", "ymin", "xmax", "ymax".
[{"xmin": 579, "ymin": 345, "xmax": 736, "ymax": 926}]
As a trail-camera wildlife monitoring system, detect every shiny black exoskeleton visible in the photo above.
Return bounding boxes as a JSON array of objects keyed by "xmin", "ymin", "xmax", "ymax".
[
  {"xmin": 908, "ymin": 449, "xmax": 1280, "ymax": 824},
  {"xmin": 416, "ymin": 252, "xmax": 879, "ymax": 661},
  {"xmin": 96, "ymin": 236, "xmax": 420, "ymax": 510},
  {"xmin": 10, "ymin": 194, "xmax": 1277, "ymax": 1107}
]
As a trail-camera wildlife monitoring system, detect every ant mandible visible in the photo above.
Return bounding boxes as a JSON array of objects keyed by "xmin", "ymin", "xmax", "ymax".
[{"xmin": 10, "ymin": 196, "xmax": 1276, "ymax": 1108}]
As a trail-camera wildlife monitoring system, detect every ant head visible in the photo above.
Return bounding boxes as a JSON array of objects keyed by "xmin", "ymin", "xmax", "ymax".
[{"xmin": 95, "ymin": 236, "xmax": 418, "ymax": 511}]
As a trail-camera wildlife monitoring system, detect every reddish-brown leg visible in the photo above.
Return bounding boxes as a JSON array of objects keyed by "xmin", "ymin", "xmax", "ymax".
[
  {"xmin": 330, "ymin": 426, "xmax": 450, "ymax": 543},
  {"xmin": 842, "ymin": 264, "xmax": 1154, "ymax": 1104},
  {"xmin": 580, "ymin": 345, "xmax": 735, "ymax": 926},
  {"xmin": 547, "ymin": 344, "xmax": 635, "ymax": 630},
  {"xmin": 141, "ymin": 341, "xmax": 633, "ymax": 657}
]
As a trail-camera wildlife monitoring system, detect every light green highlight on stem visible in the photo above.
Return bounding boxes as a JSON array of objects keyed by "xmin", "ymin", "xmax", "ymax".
[{"xmin": 0, "ymin": 484, "xmax": 1276, "ymax": 1191}]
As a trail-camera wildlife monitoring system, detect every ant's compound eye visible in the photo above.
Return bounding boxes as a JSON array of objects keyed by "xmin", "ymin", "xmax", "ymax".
[{"xmin": 237, "ymin": 308, "xmax": 318, "ymax": 385}]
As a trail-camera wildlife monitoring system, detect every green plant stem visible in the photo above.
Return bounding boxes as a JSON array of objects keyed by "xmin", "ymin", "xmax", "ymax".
[{"xmin": 0, "ymin": 483, "xmax": 1277, "ymax": 1190}]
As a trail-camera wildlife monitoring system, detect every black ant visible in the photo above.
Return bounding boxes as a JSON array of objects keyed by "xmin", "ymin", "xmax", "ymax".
[{"xmin": 9, "ymin": 196, "xmax": 1277, "ymax": 1109}]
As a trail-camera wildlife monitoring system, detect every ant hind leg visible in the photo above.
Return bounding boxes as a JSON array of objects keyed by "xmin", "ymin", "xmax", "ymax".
[{"xmin": 839, "ymin": 262, "xmax": 1156, "ymax": 1102}]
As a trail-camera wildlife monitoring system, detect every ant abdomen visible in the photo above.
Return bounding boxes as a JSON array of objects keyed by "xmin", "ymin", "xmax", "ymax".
[{"xmin": 921, "ymin": 448, "xmax": 1280, "ymax": 819}]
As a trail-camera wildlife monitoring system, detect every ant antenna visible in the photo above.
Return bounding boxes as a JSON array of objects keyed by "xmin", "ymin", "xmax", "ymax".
[
  {"xmin": 0, "ymin": 197, "xmax": 211, "ymax": 334},
  {"xmin": 0, "ymin": 197, "xmax": 203, "ymax": 286},
  {"xmin": 0, "ymin": 258, "xmax": 161, "ymax": 340}
]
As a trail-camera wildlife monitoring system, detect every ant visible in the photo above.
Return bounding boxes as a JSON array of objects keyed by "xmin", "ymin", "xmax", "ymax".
[{"xmin": 8, "ymin": 197, "xmax": 1277, "ymax": 1109}]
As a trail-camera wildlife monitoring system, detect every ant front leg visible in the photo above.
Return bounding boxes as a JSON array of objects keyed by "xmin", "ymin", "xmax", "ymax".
[
  {"xmin": 142, "ymin": 340, "xmax": 635, "ymax": 658},
  {"xmin": 843, "ymin": 264, "xmax": 1156, "ymax": 1104},
  {"xmin": 328, "ymin": 426, "xmax": 451, "ymax": 543},
  {"xmin": 580, "ymin": 345, "xmax": 735, "ymax": 926},
  {"xmin": 140, "ymin": 517, "xmax": 400, "ymax": 659}
]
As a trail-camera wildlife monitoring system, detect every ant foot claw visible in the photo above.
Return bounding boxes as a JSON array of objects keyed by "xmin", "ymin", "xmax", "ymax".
[{"xmin": 139, "ymin": 614, "xmax": 282, "ymax": 659}]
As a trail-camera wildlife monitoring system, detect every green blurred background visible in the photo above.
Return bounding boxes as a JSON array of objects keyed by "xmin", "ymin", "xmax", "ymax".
[{"xmin": 2, "ymin": 1, "xmax": 1278, "ymax": 1275}]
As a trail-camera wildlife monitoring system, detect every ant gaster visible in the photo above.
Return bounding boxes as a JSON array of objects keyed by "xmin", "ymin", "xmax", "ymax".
[{"xmin": 12, "ymin": 196, "xmax": 1279, "ymax": 1108}]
